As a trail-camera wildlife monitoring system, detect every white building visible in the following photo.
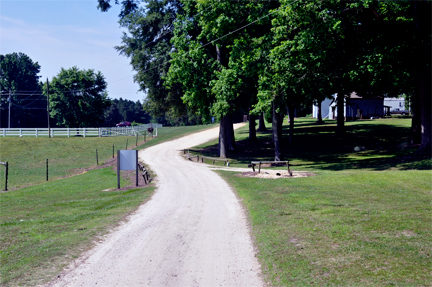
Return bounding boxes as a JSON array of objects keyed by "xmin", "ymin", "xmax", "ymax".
[
  {"xmin": 313, "ymin": 93, "xmax": 384, "ymax": 120},
  {"xmin": 384, "ymin": 97, "xmax": 406, "ymax": 110}
]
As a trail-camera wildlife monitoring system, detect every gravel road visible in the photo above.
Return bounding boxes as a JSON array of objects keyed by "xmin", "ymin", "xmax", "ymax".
[{"xmin": 49, "ymin": 124, "xmax": 263, "ymax": 287}]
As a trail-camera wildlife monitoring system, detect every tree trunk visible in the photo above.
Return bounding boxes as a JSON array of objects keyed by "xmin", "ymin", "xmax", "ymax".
[
  {"xmin": 316, "ymin": 98, "xmax": 323, "ymax": 124},
  {"xmin": 336, "ymin": 92, "xmax": 345, "ymax": 135},
  {"xmin": 419, "ymin": 71, "xmax": 431, "ymax": 153},
  {"xmin": 257, "ymin": 112, "xmax": 267, "ymax": 132},
  {"xmin": 287, "ymin": 102, "xmax": 295, "ymax": 144},
  {"xmin": 413, "ymin": 0, "xmax": 431, "ymax": 154},
  {"xmin": 411, "ymin": 90, "xmax": 421, "ymax": 144},
  {"xmin": 249, "ymin": 113, "xmax": 257, "ymax": 141},
  {"xmin": 219, "ymin": 115, "xmax": 228, "ymax": 158},
  {"xmin": 272, "ymin": 102, "xmax": 284, "ymax": 161},
  {"xmin": 226, "ymin": 113, "xmax": 236, "ymax": 151}
]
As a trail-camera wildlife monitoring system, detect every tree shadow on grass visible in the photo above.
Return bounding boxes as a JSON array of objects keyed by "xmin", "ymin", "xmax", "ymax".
[{"xmin": 194, "ymin": 119, "xmax": 431, "ymax": 171}]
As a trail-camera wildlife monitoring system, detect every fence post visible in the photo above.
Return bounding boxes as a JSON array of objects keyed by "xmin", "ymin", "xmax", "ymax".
[
  {"xmin": 46, "ymin": 159, "xmax": 49, "ymax": 181},
  {"xmin": 51, "ymin": 129, "xmax": 54, "ymax": 137},
  {"xmin": 20, "ymin": 128, "xmax": 22, "ymax": 137},
  {"xmin": 4, "ymin": 162, "xmax": 8, "ymax": 191},
  {"xmin": 67, "ymin": 128, "xmax": 70, "ymax": 138},
  {"xmin": 3, "ymin": 129, "xmax": 5, "ymax": 137},
  {"xmin": 136, "ymin": 134, "xmax": 138, "ymax": 146},
  {"xmin": 112, "ymin": 144, "xmax": 115, "ymax": 158},
  {"xmin": 126, "ymin": 139, "xmax": 128, "ymax": 150},
  {"xmin": 36, "ymin": 128, "xmax": 38, "ymax": 138},
  {"xmin": 96, "ymin": 149, "xmax": 98, "ymax": 165},
  {"xmin": 84, "ymin": 128, "xmax": 86, "ymax": 138}
]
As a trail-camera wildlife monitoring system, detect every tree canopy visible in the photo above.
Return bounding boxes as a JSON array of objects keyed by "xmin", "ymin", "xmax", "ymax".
[
  {"xmin": 0, "ymin": 52, "xmax": 46, "ymax": 128},
  {"xmin": 100, "ymin": 0, "xmax": 431, "ymax": 155},
  {"xmin": 45, "ymin": 67, "xmax": 110, "ymax": 128}
]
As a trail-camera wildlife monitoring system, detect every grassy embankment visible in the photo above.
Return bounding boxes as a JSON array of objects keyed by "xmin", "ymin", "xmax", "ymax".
[
  {"xmin": 0, "ymin": 124, "xmax": 216, "ymax": 287},
  {"xmin": 194, "ymin": 118, "xmax": 432, "ymax": 286}
]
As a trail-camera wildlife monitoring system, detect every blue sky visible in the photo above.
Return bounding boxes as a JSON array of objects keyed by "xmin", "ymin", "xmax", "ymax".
[{"xmin": 0, "ymin": 0, "xmax": 145, "ymax": 102}]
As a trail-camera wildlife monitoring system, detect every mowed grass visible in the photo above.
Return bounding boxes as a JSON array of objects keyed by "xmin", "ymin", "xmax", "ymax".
[
  {"xmin": 0, "ymin": 168, "xmax": 155, "ymax": 286},
  {"xmin": 0, "ymin": 124, "xmax": 216, "ymax": 190},
  {"xmin": 194, "ymin": 117, "xmax": 432, "ymax": 286},
  {"xmin": 0, "ymin": 124, "xmax": 215, "ymax": 286}
]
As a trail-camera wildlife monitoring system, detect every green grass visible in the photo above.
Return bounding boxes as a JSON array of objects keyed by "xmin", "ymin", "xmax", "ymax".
[
  {"xmin": 193, "ymin": 117, "xmax": 432, "ymax": 286},
  {"xmin": 0, "ymin": 167, "xmax": 155, "ymax": 286},
  {"xmin": 0, "ymin": 123, "xmax": 216, "ymax": 286},
  {"xmin": 0, "ymin": 124, "xmax": 216, "ymax": 190}
]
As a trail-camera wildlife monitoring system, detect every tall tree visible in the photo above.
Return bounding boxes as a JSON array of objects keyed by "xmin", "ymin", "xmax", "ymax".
[
  {"xmin": 45, "ymin": 67, "xmax": 110, "ymax": 127},
  {"xmin": 0, "ymin": 52, "xmax": 44, "ymax": 128}
]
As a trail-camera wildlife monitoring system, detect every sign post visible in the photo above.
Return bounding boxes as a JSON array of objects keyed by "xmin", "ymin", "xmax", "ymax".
[{"xmin": 117, "ymin": 150, "xmax": 139, "ymax": 189}]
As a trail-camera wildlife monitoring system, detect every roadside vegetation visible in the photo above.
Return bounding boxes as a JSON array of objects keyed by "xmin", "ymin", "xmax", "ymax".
[
  {"xmin": 194, "ymin": 118, "xmax": 432, "ymax": 286},
  {"xmin": 0, "ymin": 124, "xmax": 215, "ymax": 286}
]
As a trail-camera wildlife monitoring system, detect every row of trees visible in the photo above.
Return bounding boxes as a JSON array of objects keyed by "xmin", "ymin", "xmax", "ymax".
[
  {"xmin": 0, "ymin": 53, "xmax": 151, "ymax": 128},
  {"xmin": 99, "ymin": 0, "xmax": 431, "ymax": 157}
]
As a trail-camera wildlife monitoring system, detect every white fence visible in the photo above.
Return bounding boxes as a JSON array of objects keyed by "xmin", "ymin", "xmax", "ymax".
[{"xmin": 1, "ymin": 124, "xmax": 161, "ymax": 138}]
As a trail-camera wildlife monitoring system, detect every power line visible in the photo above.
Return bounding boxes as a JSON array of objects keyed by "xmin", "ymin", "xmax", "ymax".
[{"xmin": 111, "ymin": 0, "xmax": 299, "ymax": 83}]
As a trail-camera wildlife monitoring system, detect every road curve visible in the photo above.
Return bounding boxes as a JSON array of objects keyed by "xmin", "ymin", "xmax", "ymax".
[{"xmin": 49, "ymin": 125, "xmax": 263, "ymax": 287}]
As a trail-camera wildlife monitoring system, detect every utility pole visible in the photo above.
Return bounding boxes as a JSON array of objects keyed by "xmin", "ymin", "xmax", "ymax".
[
  {"xmin": 8, "ymin": 90, "xmax": 11, "ymax": 129},
  {"xmin": 46, "ymin": 78, "xmax": 50, "ymax": 136}
]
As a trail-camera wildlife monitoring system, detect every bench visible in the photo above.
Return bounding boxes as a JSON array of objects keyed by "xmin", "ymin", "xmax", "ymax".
[{"xmin": 250, "ymin": 161, "xmax": 292, "ymax": 176}]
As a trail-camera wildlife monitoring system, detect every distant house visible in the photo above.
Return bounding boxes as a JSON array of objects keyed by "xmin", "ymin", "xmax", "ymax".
[
  {"xmin": 313, "ymin": 93, "xmax": 384, "ymax": 120},
  {"xmin": 384, "ymin": 97, "xmax": 405, "ymax": 110}
]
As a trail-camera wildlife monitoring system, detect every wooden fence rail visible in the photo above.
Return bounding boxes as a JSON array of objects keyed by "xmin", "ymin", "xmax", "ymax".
[{"xmin": 201, "ymin": 156, "xmax": 230, "ymax": 166}]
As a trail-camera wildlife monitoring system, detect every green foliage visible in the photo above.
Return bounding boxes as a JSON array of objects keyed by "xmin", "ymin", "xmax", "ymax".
[
  {"xmin": 45, "ymin": 67, "xmax": 110, "ymax": 127},
  {"xmin": 0, "ymin": 52, "xmax": 41, "ymax": 93},
  {"xmin": 210, "ymin": 68, "xmax": 242, "ymax": 118},
  {"xmin": 116, "ymin": 0, "xmax": 188, "ymax": 121},
  {"xmin": 0, "ymin": 52, "xmax": 46, "ymax": 128},
  {"xmin": 104, "ymin": 98, "xmax": 150, "ymax": 126}
]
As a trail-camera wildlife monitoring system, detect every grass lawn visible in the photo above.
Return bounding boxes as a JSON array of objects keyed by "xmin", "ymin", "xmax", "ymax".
[
  {"xmin": 0, "ymin": 124, "xmax": 216, "ymax": 190},
  {"xmin": 0, "ymin": 124, "xmax": 216, "ymax": 286},
  {"xmin": 195, "ymin": 117, "xmax": 432, "ymax": 286}
]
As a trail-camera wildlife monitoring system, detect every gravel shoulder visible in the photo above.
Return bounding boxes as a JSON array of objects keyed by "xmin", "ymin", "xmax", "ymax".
[{"xmin": 48, "ymin": 124, "xmax": 263, "ymax": 287}]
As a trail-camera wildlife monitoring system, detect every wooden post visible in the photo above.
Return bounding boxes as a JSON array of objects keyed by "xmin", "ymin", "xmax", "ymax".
[
  {"xmin": 135, "ymin": 150, "xmax": 138, "ymax": 186},
  {"xmin": 144, "ymin": 133, "xmax": 146, "ymax": 142},
  {"xmin": 96, "ymin": 149, "xmax": 98, "ymax": 165},
  {"xmin": 126, "ymin": 139, "xmax": 128, "ymax": 150},
  {"xmin": 46, "ymin": 159, "xmax": 49, "ymax": 181},
  {"xmin": 117, "ymin": 150, "xmax": 120, "ymax": 189},
  {"xmin": 4, "ymin": 162, "xmax": 8, "ymax": 191},
  {"xmin": 135, "ymin": 134, "xmax": 138, "ymax": 146},
  {"xmin": 258, "ymin": 162, "xmax": 261, "ymax": 173},
  {"xmin": 197, "ymin": 155, "xmax": 199, "ymax": 162},
  {"xmin": 213, "ymin": 159, "xmax": 215, "ymax": 165},
  {"xmin": 112, "ymin": 144, "xmax": 114, "ymax": 158}
]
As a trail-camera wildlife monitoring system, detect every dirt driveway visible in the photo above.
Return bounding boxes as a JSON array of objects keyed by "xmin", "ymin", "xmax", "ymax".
[{"xmin": 49, "ymin": 124, "xmax": 263, "ymax": 287}]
